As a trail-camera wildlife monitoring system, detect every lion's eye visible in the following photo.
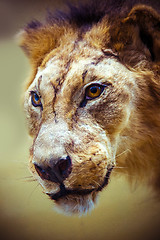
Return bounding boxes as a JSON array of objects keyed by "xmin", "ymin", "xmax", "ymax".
[
  {"xmin": 85, "ymin": 84, "xmax": 105, "ymax": 99},
  {"xmin": 31, "ymin": 91, "xmax": 42, "ymax": 108}
]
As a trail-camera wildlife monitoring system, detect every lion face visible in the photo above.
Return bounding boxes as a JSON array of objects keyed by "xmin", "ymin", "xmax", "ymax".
[
  {"xmin": 20, "ymin": 2, "xmax": 160, "ymax": 214},
  {"xmin": 24, "ymin": 41, "xmax": 134, "ymax": 214}
]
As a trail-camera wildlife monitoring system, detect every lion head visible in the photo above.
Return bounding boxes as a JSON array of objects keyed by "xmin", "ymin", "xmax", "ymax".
[{"xmin": 19, "ymin": 1, "xmax": 160, "ymax": 214}]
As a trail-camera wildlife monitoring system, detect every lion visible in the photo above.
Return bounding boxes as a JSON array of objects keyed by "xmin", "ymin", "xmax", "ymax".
[{"xmin": 18, "ymin": 0, "xmax": 160, "ymax": 215}]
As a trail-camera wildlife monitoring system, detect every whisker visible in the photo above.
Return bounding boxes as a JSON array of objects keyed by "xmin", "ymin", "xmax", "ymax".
[
  {"xmin": 15, "ymin": 176, "xmax": 36, "ymax": 182},
  {"xmin": 96, "ymin": 165, "xmax": 128, "ymax": 172},
  {"xmin": 12, "ymin": 160, "xmax": 28, "ymax": 165},
  {"xmin": 113, "ymin": 170, "xmax": 135, "ymax": 178},
  {"xmin": 114, "ymin": 166, "xmax": 128, "ymax": 169},
  {"xmin": 16, "ymin": 176, "xmax": 34, "ymax": 180},
  {"xmin": 92, "ymin": 179, "xmax": 101, "ymax": 188},
  {"xmin": 24, "ymin": 179, "xmax": 37, "ymax": 182},
  {"xmin": 115, "ymin": 149, "xmax": 131, "ymax": 159},
  {"xmin": 27, "ymin": 183, "xmax": 40, "ymax": 204}
]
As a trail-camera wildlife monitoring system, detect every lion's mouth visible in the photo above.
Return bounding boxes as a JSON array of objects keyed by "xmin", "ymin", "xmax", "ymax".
[
  {"xmin": 47, "ymin": 166, "xmax": 114, "ymax": 201},
  {"xmin": 48, "ymin": 184, "xmax": 95, "ymax": 200}
]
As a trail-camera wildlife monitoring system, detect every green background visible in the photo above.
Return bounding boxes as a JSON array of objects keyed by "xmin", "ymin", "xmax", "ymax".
[{"xmin": 0, "ymin": 1, "xmax": 160, "ymax": 240}]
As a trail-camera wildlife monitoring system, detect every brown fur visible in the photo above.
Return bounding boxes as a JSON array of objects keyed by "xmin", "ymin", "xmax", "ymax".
[{"xmin": 19, "ymin": 0, "xmax": 160, "ymax": 214}]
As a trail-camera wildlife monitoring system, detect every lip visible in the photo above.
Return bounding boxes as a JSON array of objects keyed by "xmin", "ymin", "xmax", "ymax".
[
  {"xmin": 47, "ymin": 165, "xmax": 114, "ymax": 201},
  {"xmin": 48, "ymin": 184, "xmax": 95, "ymax": 200}
]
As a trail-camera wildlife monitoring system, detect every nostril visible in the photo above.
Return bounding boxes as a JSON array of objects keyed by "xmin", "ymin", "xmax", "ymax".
[
  {"xmin": 58, "ymin": 156, "xmax": 72, "ymax": 178},
  {"xmin": 34, "ymin": 163, "xmax": 49, "ymax": 180},
  {"xmin": 58, "ymin": 160, "xmax": 68, "ymax": 173},
  {"xmin": 55, "ymin": 156, "xmax": 72, "ymax": 179}
]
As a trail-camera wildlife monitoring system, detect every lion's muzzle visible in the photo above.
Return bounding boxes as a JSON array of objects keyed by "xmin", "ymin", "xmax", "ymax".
[{"xmin": 47, "ymin": 165, "xmax": 114, "ymax": 201}]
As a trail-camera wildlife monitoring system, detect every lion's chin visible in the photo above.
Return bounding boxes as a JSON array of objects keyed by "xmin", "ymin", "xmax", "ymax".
[
  {"xmin": 53, "ymin": 192, "xmax": 98, "ymax": 215},
  {"xmin": 47, "ymin": 166, "xmax": 114, "ymax": 215}
]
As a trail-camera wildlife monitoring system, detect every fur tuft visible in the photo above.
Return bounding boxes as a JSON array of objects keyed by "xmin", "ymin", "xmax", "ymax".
[{"xmin": 26, "ymin": 20, "xmax": 42, "ymax": 30}]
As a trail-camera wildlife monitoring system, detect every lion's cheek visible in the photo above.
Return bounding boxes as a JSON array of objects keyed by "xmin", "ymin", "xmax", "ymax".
[
  {"xmin": 63, "ymin": 140, "xmax": 114, "ymax": 189},
  {"xmin": 88, "ymin": 103, "xmax": 131, "ymax": 135}
]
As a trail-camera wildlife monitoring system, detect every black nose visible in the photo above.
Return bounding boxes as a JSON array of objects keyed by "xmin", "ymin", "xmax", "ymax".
[{"xmin": 34, "ymin": 156, "xmax": 72, "ymax": 183}]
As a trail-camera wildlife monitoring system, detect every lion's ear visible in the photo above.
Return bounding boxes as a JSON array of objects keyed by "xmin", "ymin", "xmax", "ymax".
[
  {"xmin": 17, "ymin": 22, "xmax": 65, "ymax": 67},
  {"xmin": 111, "ymin": 5, "xmax": 160, "ymax": 62}
]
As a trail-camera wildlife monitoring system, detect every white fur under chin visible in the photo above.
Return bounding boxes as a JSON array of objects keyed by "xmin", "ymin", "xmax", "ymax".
[{"xmin": 53, "ymin": 193, "xmax": 98, "ymax": 216}]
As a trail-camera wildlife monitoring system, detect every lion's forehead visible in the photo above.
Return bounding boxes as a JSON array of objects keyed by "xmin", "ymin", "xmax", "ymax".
[{"xmin": 33, "ymin": 45, "xmax": 133, "ymax": 98}]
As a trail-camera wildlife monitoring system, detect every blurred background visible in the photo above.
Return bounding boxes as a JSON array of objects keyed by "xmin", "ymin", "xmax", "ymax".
[{"xmin": 0, "ymin": 0, "xmax": 160, "ymax": 239}]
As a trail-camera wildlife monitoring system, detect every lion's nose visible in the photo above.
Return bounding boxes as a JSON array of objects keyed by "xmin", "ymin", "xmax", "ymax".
[{"xmin": 33, "ymin": 156, "xmax": 72, "ymax": 183}]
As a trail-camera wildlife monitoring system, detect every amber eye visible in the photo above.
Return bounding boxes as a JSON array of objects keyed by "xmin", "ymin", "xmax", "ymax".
[
  {"xmin": 31, "ymin": 91, "xmax": 42, "ymax": 108},
  {"xmin": 86, "ymin": 84, "xmax": 105, "ymax": 99}
]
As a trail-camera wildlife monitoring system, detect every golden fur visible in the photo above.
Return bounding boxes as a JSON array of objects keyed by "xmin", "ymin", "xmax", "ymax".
[{"xmin": 19, "ymin": 1, "xmax": 160, "ymax": 214}]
